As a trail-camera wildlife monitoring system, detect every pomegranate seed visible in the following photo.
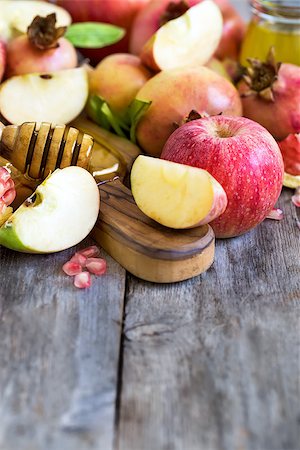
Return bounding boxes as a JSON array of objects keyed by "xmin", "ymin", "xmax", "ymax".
[
  {"xmin": 0, "ymin": 200, "xmax": 7, "ymax": 214},
  {"xmin": 4, "ymin": 178, "xmax": 15, "ymax": 192},
  {"xmin": 62, "ymin": 261, "xmax": 82, "ymax": 276},
  {"xmin": 292, "ymin": 187, "xmax": 300, "ymax": 208},
  {"xmin": 74, "ymin": 271, "xmax": 91, "ymax": 289},
  {"xmin": 85, "ymin": 257, "xmax": 107, "ymax": 275},
  {"xmin": 78, "ymin": 245, "xmax": 101, "ymax": 258},
  {"xmin": 0, "ymin": 167, "xmax": 11, "ymax": 183},
  {"xmin": 266, "ymin": 208, "xmax": 284, "ymax": 220},
  {"xmin": 2, "ymin": 188, "xmax": 16, "ymax": 206},
  {"xmin": 0, "ymin": 180, "xmax": 6, "ymax": 197},
  {"xmin": 70, "ymin": 252, "xmax": 87, "ymax": 266}
]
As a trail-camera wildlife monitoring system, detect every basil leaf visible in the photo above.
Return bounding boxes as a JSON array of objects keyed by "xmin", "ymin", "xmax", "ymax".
[
  {"xmin": 87, "ymin": 95, "xmax": 129, "ymax": 138},
  {"xmin": 65, "ymin": 22, "xmax": 125, "ymax": 49},
  {"xmin": 87, "ymin": 95, "xmax": 111, "ymax": 130},
  {"xmin": 128, "ymin": 99, "xmax": 152, "ymax": 143}
]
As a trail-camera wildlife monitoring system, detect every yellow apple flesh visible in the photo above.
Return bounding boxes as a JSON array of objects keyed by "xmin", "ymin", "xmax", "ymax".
[{"xmin": 131, "ymin": 155, "xmax": 227, "ymax": 229}]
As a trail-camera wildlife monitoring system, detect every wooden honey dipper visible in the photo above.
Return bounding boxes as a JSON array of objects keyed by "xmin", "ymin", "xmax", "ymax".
[{"xmin": 0, "ymin": 121, "xmax": 94, "ymax": 180}]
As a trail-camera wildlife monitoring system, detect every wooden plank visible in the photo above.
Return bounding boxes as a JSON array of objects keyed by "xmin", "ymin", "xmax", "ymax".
[
  {"xmin": 117, "ymin": 189, "xmax": 300, "ymax": 450},
  {"xmin": 0, "ymin": 237, "xmax": 126, "ymax": 450}
]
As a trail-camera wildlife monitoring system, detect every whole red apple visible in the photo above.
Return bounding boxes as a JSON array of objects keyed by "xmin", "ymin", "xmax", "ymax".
[
  {"xmin": 53, "ymin": 0, "xmax": 150, "ymax": 64},
  {"xmin": 0, "ymin": 41, "xmax": 6, "ymax": 82},
  {"xmin": 161, "ymin": 116, "xmax": 284, "ymax": 238}
]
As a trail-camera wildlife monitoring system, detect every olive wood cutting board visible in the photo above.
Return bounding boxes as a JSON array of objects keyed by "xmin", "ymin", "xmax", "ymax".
[{"xmin": 72, "ymin": 117, "xmax": 215, "ymax": 283}]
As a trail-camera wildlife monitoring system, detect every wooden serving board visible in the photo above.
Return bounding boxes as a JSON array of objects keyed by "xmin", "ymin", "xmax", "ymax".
[{"xmin": 72, "ymin": 117, "xmax": 215, "ymax": 283}]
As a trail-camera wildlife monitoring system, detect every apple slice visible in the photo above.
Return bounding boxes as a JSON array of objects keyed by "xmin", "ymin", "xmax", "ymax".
[
  {"xmin": 140, "ymin": 0, "xmax": 223, "ymax": 72},
  {"xmin": 131, "ymin": 155, "xmax": 227, "ymax": 229},
  {"xmin": 0, "ymin": 166, "xmax": 100, "ymax": 253},
  {"xmin": 0, "ymin": 67, "xmax": 88, "ymax": 125},
  {"xmin": 0, "ymin": 0, "xmax": 71, "ymax": 42}
]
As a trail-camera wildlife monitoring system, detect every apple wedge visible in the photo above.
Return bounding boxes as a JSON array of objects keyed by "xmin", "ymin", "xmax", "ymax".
[
  {"xmin": 0, "ymin": 166, "xmax": 100, "ymax": 253},
  {"xmin": 0, "ymin": 67, "xmax": 88, "ymax": 125},
  {"xmin": 131, "ymin": 155, "xmax": 227, "ymax": 229},
  {"xmin": 140, "ymin": 0, "xmax": 223, "ymax": 72},
  {"xmin": 0, "ymin": 0, "xmax": 71, "ymax": 42}
]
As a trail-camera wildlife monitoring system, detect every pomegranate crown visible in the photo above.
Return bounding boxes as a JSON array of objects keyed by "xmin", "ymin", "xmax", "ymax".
[
  {"xmin": 242, "ymin": 47, "xmax": 282, "ymax": 102},
  {"xmin": 27, "ymin": 13, "xmax": 67, "ymax": 50}
]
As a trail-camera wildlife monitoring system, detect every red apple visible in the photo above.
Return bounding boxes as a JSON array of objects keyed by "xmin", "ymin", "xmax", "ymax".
[
  {"xmin": 130, "ymin": 0, "xmax": 245, "ymax": 61},
  {"xmin": 135, "ymin": 66, "xmax": 242, "ymax": 156},
  {"xmin": 0, "ymin": 41, "xmax": 6, "ymax": 82},
  {"xmin": 54, "ymin": 0, "xmax": 151, "ymax": 64},
  {"xmin": 161, "ymin": 116, "xmax": 284, "ymax": 238}
]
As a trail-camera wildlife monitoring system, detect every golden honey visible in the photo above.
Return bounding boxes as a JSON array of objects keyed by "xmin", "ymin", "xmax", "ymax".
[{"xmin": 240, "ymin": 0, "xmax": 300, "ymax": 65}]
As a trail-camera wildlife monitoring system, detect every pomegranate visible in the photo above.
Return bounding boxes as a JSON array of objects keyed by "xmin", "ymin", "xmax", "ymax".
[
  {"xmin": 0, "ymin": 41, "xmax": 6, "ymax": 82},
  {"xmin": 238, "ymin": 49, "xmax": 300, "ymax": 141},
  {"xmin": 5, "ymin": 14, "xmax": 77, "ymax": 78},
  {"xmin": 0, "ymin": 166, "xmax": 16, "ymax": 225},
  {"xmin": 161, "ymin": 115, "xmax": 284, "ymax": 238}
]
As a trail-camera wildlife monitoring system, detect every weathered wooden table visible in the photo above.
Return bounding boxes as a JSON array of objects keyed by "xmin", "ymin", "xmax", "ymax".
[{"xmin": 1, "ymin": 2, "xmax": 300, "ymax": 450}]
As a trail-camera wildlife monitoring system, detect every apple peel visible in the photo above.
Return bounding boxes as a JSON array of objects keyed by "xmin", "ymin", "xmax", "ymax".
[
  {"xmin": 131, "ymin": 155, "xmax": 227, "ymax": 229},
  {"xmin": 140, "ymin": 0, "xmax": 223, "ymax": 71}
]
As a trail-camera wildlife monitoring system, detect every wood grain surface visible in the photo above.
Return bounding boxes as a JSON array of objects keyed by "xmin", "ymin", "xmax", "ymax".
[
  {"xmin": 117, "ymin": 189, "xmax": 300, "ymax": 450},
  {"xmin": 0, "ymin": 238, "xmax": 126, "ymax": 450},
  {"xmin": 1, "ymin": 3, "xmax": 300, "ymax": 450}
]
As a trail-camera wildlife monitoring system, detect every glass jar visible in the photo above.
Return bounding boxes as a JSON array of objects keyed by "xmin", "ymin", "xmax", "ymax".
[{"xmin": 240, "ymin": 0, "xmax": 300, "ymax": 66}]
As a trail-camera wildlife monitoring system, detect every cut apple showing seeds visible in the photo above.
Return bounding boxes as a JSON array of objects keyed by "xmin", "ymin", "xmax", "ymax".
[
  {"xmin": 140, "ymin": 0, "xmax": 223, "ymax": 72},
  {"xmin": 0, "ymin": 166, "xmax": 100, "ymax": 253},
  {"xmin": 0, "ymin": 67, "xmax": 88, "ymax": 125},
  {"xmin": 131, "ymin": 155, "xmax": 227, "ymax": 229}
]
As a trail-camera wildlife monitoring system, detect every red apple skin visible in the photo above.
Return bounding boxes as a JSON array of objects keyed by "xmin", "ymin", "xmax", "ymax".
[
  {"xmin": 130, "ymin": 0, "xmax": 245, "ymax": 61},
  {"xmin": 135, "ymin": 66, "xmax": 242, "ymax": 156},
  {"xmin": 5, "ymin": 36, "xmax": 77, "ymax": 78},
  {"xmin": 0, "ymin": 41, "xmax": 6, "ymax": 82},
  {"xmin": 161, "ymin": 116, "xmax": 284, "ymax": 238},
  {"xmin": 55, "ymin": 0, "xmax": 150, "ymax": 64}
]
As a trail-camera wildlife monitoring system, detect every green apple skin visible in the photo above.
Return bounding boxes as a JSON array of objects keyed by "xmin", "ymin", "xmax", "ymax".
[
  {"xmin": 0, "ymin": 223, "xmax": 29, "ymax": 252},
  {"xmin": 0, "ymin": 167, "xmax": 100, "ymax": 254}
]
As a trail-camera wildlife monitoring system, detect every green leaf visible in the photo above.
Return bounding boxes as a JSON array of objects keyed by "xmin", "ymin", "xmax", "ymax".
[
  {"xmin": 128, "ymin": 99, "xmax": 152, "ymax": 143},
  {"xmin": 87, "ymin": 95, "xmax": 129, "ymax": 138},
  {"xmin": 65, "ymin": 22, "xmax": 125, "ymax": 49}
]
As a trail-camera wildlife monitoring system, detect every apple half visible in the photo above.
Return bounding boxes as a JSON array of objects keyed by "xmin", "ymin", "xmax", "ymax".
[
  {"xmin": 140, "ymin": 0, "xmax": 223, "ymax": 72},
  {"xmin": 0, "ymin": 166, "xmax": 100, "ymax": 253},
  {"xmin": 0, "ymin": 68, "xmax": 88, "ymax": 125},
  {"xmin": 0, "ymin": 0, "xmax": 71, "ymax": 42},
  {"xmin": 131, "ymin": 155, "xmax": 227, "ymax": 229}
]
